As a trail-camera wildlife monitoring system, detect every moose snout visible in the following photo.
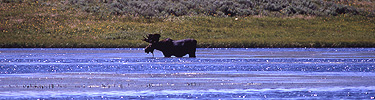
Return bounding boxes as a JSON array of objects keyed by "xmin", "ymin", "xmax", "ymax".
[{"xmin": 145, "ymin": 45, "xmax": 154, "ymax": 54}]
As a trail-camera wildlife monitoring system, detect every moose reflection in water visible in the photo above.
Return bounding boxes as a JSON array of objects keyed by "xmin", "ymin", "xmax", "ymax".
[{"xmin": 143, "ymin": 34, "xmax": 197, "ymax": 57}]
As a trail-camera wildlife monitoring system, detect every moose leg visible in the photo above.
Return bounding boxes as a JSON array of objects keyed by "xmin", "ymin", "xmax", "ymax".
[
  {"xmin": 164, "ymin": 54, "xmax": 172, "ymax": 57},
  {"xmin": 165, "ymin": 55, "xmax": 172, "ymax": 57},
  {"xmin": 162, "ymin": 52, "xmax": 172, "ymax": 57},
  {"xmin": 189, "ymin": 52, "xmax": 196, "ymax": 57}
]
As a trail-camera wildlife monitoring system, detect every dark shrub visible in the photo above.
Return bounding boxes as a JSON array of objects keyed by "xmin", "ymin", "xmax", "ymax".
[{"xmin": 60, "ymin": 0, "xmax": 368, "ymax": 17}]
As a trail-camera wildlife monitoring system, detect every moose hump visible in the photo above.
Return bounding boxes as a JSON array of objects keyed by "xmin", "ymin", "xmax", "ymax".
[{"xmin": 143, "ymin": 34, "xmax": 197, "ymax": 57}]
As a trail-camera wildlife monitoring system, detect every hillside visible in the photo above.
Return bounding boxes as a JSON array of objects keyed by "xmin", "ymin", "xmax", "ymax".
[{"xmin": 1, "ymin": 0, "xmax": 374, "ymax": 48}]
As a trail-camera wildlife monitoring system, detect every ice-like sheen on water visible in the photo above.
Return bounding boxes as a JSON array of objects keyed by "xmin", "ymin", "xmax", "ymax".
[
  {"xmin": 1, "ymin": 48, "xmax": 374, "ymax": 74},
  {"xmin": 0, "ymin": 48, "xmax": 375, "ymax": 99}
]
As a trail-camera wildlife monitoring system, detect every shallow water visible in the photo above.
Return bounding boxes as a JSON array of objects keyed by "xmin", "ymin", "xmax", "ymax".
[{"xmin": 0, "ymin": 48, "xmax": 375, "ymax": 99}]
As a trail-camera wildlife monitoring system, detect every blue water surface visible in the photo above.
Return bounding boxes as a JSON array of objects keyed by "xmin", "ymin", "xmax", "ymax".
[
  {"xmin": 1, "ymin": 48, "xmax": 374, "ymax": 74},
  {"xmin": 0, "ymin": 48, "xmax": 375, "ymax": 99}
]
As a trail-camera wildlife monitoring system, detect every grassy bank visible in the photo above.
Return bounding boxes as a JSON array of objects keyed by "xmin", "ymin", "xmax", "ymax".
[{"xmin": 1, "ymin": 1, "xmax": 374, "ymax": 48}]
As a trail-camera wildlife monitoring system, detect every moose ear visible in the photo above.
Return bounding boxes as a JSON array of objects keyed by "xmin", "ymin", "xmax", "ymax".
[
  {"xmin": 149, "ymin": 34, "xmax": 160, "ymax": 43},
  {"xmin": 154, "ymin": 34, "xmax": 161, "ymax": 39}
]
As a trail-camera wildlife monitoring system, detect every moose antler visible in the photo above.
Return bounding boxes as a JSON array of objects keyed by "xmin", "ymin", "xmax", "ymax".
[
  {"xmin": 143, "ymin": 34, "xmax": 152, "ymax": 43},
  {"xmin": 143, "ymin": 35, "xmax": 148, "ymax": 42},
  {"xmin": 142, "ymin": 34, "xmax": 161, "ymax": 43}
]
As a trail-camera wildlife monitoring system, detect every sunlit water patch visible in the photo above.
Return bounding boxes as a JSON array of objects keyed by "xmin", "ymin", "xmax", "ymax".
[
  {"xmin": 1, "ymin": 48, "xmax": 375, "ymax": 74},
  {"xmin": 1, "ymin": 87, "xmax": 375, "ymax": 99},
  {"xmin": 0, "ymin": 48, "xmax": 375, "ymax": 99}
]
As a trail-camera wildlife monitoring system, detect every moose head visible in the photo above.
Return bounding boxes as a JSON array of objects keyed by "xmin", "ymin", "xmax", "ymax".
[
  {"xmin": 143, "ymin": 34, "xmax": 161, "ymax": 54},
  {"xmin": 142, "ymin": 34, "xmax": 197, "ymax": 57}
]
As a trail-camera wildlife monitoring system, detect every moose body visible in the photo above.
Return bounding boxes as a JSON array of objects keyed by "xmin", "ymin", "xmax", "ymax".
[{"xmin": 143, "ymin": 34, "xmax": 197, "ymax": 57}]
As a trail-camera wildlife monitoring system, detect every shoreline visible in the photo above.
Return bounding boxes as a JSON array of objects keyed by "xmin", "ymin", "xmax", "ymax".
[{"xmin": 1, "ymin": 43, "xmax": 375, "ymax": 48}]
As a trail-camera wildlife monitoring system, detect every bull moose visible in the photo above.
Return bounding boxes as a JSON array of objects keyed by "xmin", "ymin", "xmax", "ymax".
[{"xmin": 143, "ymin": 34, "xmax": 197, "ymax": 57}]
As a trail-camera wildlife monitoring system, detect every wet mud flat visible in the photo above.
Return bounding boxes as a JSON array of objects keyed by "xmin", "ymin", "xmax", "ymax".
[{"xmin": 1, "ymin": 72, "xmax": 375, "ymax": 98}]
